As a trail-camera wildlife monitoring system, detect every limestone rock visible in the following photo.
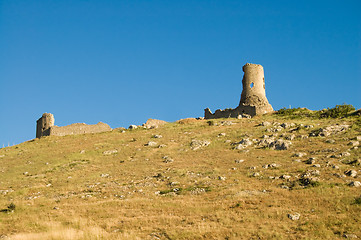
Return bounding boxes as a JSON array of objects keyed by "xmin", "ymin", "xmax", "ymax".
[
  {"xmin": 345, "ymin": 170, "xmax": 357, "ymax": 178},
  {"xmin": 146, "ymin": 141, "xmax": 158, "ymax": 147},
  {"xmin": 143, "ymin": 119, "xmax": 167, "ymax": 129},
  {"xmin": 310, "ymin": 124, "xmax": 350, "ymax": 137},
  {"xmin": 268, "ymin": 139, "xmax": 292, "ymax": 150},
  {"xmin": 190, "ymin": 140, "xmax": 210, "ymax": 150},
  {"xmin": 103, "ymin": 150, "xmax": 118, "ymax": 155},
  {"xmin": 288, "ymin": 213, "xmax": 300, "ymax": 221},
  {"xmin": 349, "ymin": 181, "xmax": 361, "ymax": 187},
  {"xmin": 348, "ymin": 141, "xmax": 360, "ymax": 147},
  {"xmin": 235, "ymin": 138, "xmax": 253, "ymax": 150},
  {"xmin": 293, "ymin": 152, "xmax": 307, "ymax": 157}
]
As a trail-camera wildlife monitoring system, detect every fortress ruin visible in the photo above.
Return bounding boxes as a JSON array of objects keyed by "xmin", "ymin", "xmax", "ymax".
[
  {"xmin": 36, "ymin": 113, "xmax": 112, "ymax": 138},
  {"xmin": 204, "ymin": 63, "xmax": 273, "ymax": 119}
]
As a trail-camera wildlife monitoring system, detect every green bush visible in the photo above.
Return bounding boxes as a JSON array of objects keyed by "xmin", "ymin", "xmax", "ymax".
[
  {"xmin": 275, "ymin": 107, "xmax": 315, "ymax": 119},
  {"xmin": 275, "ymin": 104, "xmax": 356, "ymax": 119},
  {"xmin": 320, "ymin": 104, "xmax": 355, "ymax": 118}
]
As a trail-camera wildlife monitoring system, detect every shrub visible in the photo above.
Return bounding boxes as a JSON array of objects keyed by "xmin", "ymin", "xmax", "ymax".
[
  {"xmin": 275, "ymin": 104, "xmax": 356, "ymax": 119},
  {"xmin": 319, "ymin": 104, "xmax": 355, "ymax": 118}
]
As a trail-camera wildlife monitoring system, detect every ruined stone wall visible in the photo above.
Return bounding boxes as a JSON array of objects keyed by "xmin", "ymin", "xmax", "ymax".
[
  {"xmin": 204, "ymin": 63, "xmax": 273, "ymax": 119},
  {"xmin": 204, "ymin": 105, "xmax": 256, "ymax": 119},
  {"xmin": 36, "ymin": 113, "xmax": 112, "ymax": 138},
  {"xmin": 49, "ymin": 122, "xmax": 112, "ymax": 136}
]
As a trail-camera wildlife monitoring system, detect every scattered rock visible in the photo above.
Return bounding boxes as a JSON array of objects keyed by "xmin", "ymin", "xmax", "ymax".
[
  {"xmin": 220, "ymin": 121, "xmax": 235, "ymax": 126},
  {"xmin": 348, "ymin": 141, "xmax": 360, "ymax": 147},
  {"xmin": 153, "ymin": 135, "xmax": 163, "ymax": 138},
  {"xmin": 261, "ymin": 121, "xmax": 272, "ymax": 127},
  {"xmin": 268, "ymin": 139, "xmax": 292, "ymax": 150},
  {"xmin": 80, "ymin": 150, "xmax": 85, "ymax": 154},
  {"xmin": 306, "ymin": 158, "xmax": 316, "ymax": 165},
  {"xmin": 234, "ymin": 138, "xmax": 253, "ymax": 150},
  {"xmin": 288, "ymin": 213, "xmax": 300, "ymax": 221},
  {"xmin": 285, "ymin": 134, "xmax": 296, "ymax": 140},
  {"xmin": 349, "ymin": 181, "xmax": 361, "ymax": 187},
  {"xmin": 218, "ymin": 176, "xmax": 226, "ymax": 181},
  {"xmin": 299, "ymin": 135, "xmax": 309, "ymax": 139},
  {"xmin": 312, "ymin": 164, "xmax": 321, "ymax": 168},
  {"xmin": 293, "ymin": 152, "xmax": 307, "ymax": 157},
  {"xmin": 348, "ymin": 159, "xmax": 361, "ymax": 166},
  {"xmin": 280, "ymin": 175, "xmax": 291, "ymax": 179},
  {"xmin": 341, "ymin": 152, "xmax": 351, "ymax": 157},
  {"xmin": 162, "ymin": 156, "xmax": 174, "ymax": 163},
  {"xmin": 252, "ymin": 172, "xmax": 260, "ymax": 177},
  {"xmin": 299, "ymin": 170, "xmax": 320, "ymax": 186},
  {"xmin": 190, "ymin": 140, "xmax": 211, "ymax": 150},
  {"xmin": 146, "ymin": 141, "xmax": 158, "ymax": 147},
  {"xmin": 128, "ymin": 125, "xmax": 138, "ymax": 130},
  {"xmin": 325, "ymin": 139, "xmax": 335, "ymax": 144},
  {"xmin": 218, "ymin": 133, "xmax": 226, "ymax": 137},
  {"xmin": 103, "ymin": 149, "xmax": 118, "ymax": 155},
  {"xmin": 345, "ymin": 170, "xmax": 357, "ymax": 177},
  {"xmin": 281, "ymin": 123, "xmax": 295, "ymax": 129},
  {"xmin": 343, "ymin": 233, "xmax": 358, "ymax": 239},
  {"xmin": 235, "ymin": 159, "xmax": 245, "ymax": 163},
  {"xmin": 263, "ymin": 163, "xmax": 280, "ymax": 168},
  {"xmin": 310, "ymin": 124, "xmax": 350, "ymax": 137}
]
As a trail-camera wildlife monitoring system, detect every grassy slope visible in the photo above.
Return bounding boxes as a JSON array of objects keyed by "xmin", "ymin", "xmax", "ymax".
[{"xmin": 0, "ymin": 114, "xmax": 360, "ymax": 239}]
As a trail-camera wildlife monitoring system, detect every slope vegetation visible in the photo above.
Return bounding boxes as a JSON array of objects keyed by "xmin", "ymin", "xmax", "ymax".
[{"xmin": 0, "ymin": 112, "xmax": 360, "ymax": 239}]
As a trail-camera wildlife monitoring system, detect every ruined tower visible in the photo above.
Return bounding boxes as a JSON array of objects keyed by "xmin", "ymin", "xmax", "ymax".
[
  {"xmin": 36, "ymin": 113, "xmax": 54, "ymax": 138},
  {"xmin": 238, "ymin": 63, "xmax": 273, "ymax": 115},
  {"xmin": 35, "ymin": 113, "xmax": 112, "ymax": 138},
  {"xmin": 204, "ymin": 63, "xmax": 273, "ymax": 119}
]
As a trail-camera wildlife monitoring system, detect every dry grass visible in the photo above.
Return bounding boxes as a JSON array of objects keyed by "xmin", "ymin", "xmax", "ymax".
[{"xmin": 0, "ymin": 114, "xmax": 360, "ymax": 239}]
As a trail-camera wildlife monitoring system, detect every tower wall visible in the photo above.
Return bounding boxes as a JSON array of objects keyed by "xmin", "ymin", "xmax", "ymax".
[
  {"xmin": 36, "ymin": 113, "xmax": 55, "ymax": 138},
  {"xmin": 239, "ymin": 63, "xmax": 271, "ymax": 107},
  {"xmin": 204, "ymin": 62, "xmax": 273, "ymax": 119}
]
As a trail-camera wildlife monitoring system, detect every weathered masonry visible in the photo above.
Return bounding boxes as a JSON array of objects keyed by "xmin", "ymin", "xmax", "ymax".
[
  {"xmin": 204, "ymin": 63, "xmax": 273, "ymax": 119},
  {"xmin": 36, "ymin": 113, "xmax": 112, "ymax": 138}
]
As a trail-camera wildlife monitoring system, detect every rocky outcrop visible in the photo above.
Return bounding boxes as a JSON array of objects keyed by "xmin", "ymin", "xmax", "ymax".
[{"xmin": 143, "ymin": 119, "xmax": 167, "ymax": 129}]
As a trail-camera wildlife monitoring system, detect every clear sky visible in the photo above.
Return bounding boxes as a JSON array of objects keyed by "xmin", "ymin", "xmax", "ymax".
[{"xmin": 1, "ymin": 0, "xmax": 360, "ymax": 146}]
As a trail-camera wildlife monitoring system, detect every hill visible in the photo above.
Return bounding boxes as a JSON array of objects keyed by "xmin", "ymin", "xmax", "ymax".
[{"xmin": 0, "ymin": 111, "xmax": 360, "ymax": 239}]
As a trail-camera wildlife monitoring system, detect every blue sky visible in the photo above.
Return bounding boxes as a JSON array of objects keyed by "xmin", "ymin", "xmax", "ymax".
[{"xmin": 1, "ymin": 0, "xmax": 360, "ymax": 146}]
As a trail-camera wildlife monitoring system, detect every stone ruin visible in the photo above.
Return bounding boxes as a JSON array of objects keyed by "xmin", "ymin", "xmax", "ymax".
[
  {"xmin": 204, "ymin": 63, "xmax": 273, "ymax": 119},
  {"xmin": 36, "ymin": 113, "xmax": 112, "ymax": 138}
]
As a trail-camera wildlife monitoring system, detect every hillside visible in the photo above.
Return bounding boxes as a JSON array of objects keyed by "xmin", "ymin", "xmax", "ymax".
[{"xmin": 0, "ymin": 111, "xmax": 360, "ymax": 239}]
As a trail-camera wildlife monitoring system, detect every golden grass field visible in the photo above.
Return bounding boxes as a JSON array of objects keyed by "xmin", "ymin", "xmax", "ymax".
[{"xmin": 0, "ymin": 113, "xmax": 360, "ymax": 239}]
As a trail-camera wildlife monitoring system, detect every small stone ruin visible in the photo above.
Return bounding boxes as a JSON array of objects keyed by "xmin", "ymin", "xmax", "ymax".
[
  {"xmin": 204, "ymin": 63, "xmax": 273, "ymax": 119},
  {"xmin": 36, "ymin": 113, "xmax": 112, "ymax": 138}
]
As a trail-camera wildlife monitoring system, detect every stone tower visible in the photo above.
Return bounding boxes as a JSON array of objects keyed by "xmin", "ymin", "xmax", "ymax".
[
  {"xmin": 204, "ymin": 63, "xmax": 273, "ymax": 119},
  {"xmin": 36, "ymin": 113, "xmax": 54, "ymax": 138},
  {"xmin": 238, "ymin": 63, "xmax": 273, "ymax": 114}
]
